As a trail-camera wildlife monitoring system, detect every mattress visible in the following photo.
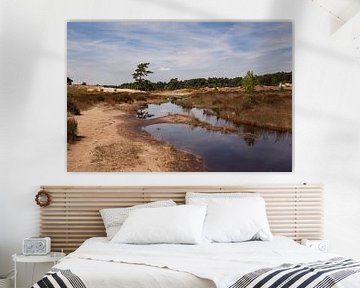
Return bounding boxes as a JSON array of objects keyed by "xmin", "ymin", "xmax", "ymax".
[{"xmin": 36, "ymin": 237, "xmax": 360, "ymax": 288}]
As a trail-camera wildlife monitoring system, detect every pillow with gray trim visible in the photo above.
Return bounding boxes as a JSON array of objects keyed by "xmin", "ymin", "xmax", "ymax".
[
  {"xmin": 186, "ymin": 192, "xmax": 260, "ymax": 204},
  {"xmin": 100, "ymin": 200, "xmax": 176, "ymax": 240}
]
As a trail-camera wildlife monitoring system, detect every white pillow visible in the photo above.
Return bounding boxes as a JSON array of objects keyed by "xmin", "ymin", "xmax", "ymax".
[
  {"xmin": 100, "ymin": 200, "xmax": 176, "ymax": 240},
  {"xmin": 111, "ymin": 205, "xmax": 207, "ymax": 244},
  {"xmin": 186, "ymin": 192, "xmax": 259, "ymax": 204},
  {"xmin": 202, "ymin": 197, "xmax": 272, "ymax": 243}
]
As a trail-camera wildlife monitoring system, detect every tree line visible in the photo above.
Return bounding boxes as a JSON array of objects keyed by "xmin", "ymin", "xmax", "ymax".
[
  {"xmin": 111, "ymin": 72, "xmax": 291, "ymax": 91},
  {"xmin": 69, "ymin": 62, "xmax": 292, "ymax": 91}
]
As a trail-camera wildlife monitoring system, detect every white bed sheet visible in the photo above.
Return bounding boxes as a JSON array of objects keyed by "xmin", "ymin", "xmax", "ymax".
[
  {"xmin": 56, "ymin": 258, "xmax": 214, "ymax": 288},
  {"xmin": 54, "ymin": 236, "xmax": 360, "ymax": 288}
]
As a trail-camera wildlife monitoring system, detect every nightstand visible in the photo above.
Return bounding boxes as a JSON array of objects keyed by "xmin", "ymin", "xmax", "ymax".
[
  {"xmin": 12, "ymin": 252, "xmax": 65, "ymax": 288},
  {"xmin": 301, "ymin": 239, "xmax": 328, "ymax": 252}
]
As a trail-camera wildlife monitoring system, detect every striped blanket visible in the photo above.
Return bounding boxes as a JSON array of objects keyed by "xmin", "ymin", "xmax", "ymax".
[
  {"xmin": 230, "ymin": 258, "xmax": 360, "ymax": 288},
  {"xmin": 32, "ymin": 268, "xmax": 86, "ymax": 288},
  {"xmin": 32, "ymin": 258, "xmax": 359, "ymax": 288}
]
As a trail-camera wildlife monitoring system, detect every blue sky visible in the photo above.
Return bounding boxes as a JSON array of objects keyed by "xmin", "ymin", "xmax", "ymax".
[{"xmin": 67, "ymin": 21, "xmax": 292, "ymax": 85}]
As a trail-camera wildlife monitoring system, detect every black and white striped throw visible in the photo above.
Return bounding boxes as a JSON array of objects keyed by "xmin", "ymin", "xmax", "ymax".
[
  {"xmin": 229, "ymin": 257, "xmax": 360, "ymax": 288},
  {"xmin": 32, "ymin": 268, "xmax": 86, "ymax": 288}
]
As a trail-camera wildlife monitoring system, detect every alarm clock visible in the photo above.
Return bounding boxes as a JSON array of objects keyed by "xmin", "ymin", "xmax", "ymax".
[
  {"xmin": 23, "ymin": 237, "xmax": 51, "ymax": 255},
  {"xmin": 301, "ymin": 239, "xmax": 328, "ymax": 252}
]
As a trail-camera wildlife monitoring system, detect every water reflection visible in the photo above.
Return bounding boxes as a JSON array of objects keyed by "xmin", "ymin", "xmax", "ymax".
[
  {"xmin": 141, "ymin": 101, "xmax": 292, "ymax": 171},
  {"xmin": 143, "ymin": 101, "xmax": 234, "ymax": 128},
  {"xmin": 143, "ymin": 101, "xmax": 291, "ymax": 141},
  {"xmin": 143, "ymin": 123, "xmax": 292, "ymax": 172}
]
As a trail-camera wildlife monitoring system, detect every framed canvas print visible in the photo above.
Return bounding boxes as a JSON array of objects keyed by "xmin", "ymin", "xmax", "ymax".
[{"xmin": 67, "ymin": 21, "xmax": 292, "ymax": 172}]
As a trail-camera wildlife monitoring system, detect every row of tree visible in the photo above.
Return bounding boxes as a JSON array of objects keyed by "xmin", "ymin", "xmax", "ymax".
[
  {"xmin": 114, "ymin": 72, "xmax": 291, "ymax": 91},
  {"xmin": 110, "ymin": 63, "xmax": 291, "ymax": 91},
  {"xmin": 69, "ymin": 63, "xmax": 292, "ymax": 91}
]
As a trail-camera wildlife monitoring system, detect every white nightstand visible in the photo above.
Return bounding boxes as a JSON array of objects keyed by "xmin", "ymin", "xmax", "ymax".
[
  {"xmin": 301, "ymin": 239, "xmax": 328, "ymax": 252},
  {"xmin": 12, "ymin": 252, "xmax": 65, "ymax": 288}
]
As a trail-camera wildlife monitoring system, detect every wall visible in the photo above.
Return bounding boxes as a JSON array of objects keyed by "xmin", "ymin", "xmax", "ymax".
[{"xmin": 1, "ymin": 0, "xmax": 360, "ymax": 286}]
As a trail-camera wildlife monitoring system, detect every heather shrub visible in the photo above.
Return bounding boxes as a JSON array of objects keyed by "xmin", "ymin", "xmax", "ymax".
[
  {"xmin": 176, "ymin": 99, "xmax": 192, "ymax": 109},
  {"xmin": 67, "ymin": 116, "xmax": 78, "ymax": 143},
  {"xmin": 96, "ymin": 95, "xmax": 105, "ymax": 102},
  {"xmin": 212, "ymin": 98, "xmax": 223, "ymax": 105},
  {"xmin": 67, "ymin": 97, "xmax": 80, "ymax": 115},
  {"xmin": 113, "ymin": 94, "xmax": 133, "ymax": 103},
  {"xmin": 241, "ymin": 94, "xmax": 253, "ymax": 109},
  {"xmin": 134, "ymin": 94, "xmax": 147, "ymax": 101}
]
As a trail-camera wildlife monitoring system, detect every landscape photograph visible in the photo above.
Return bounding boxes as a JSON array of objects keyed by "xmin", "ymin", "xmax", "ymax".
[{"xmin": 67, "ymin": 21, "xmax": 292, "ymax": 172}]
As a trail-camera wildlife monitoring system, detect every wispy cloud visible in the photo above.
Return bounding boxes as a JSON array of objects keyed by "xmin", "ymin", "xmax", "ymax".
[{"xmin": 67, "ymin": 21, "xmax": 292, "ymax": 85}]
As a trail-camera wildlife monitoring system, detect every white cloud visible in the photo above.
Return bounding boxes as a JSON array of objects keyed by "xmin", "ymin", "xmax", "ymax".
[{"xmin": 67, "ymin": 22, "xmax": 292, "ymax": 84}]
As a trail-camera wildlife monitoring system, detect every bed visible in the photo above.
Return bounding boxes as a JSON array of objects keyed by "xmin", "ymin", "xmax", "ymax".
[
  {"xmin": 33, "ymin": 185, "xmax": 360, "ymax": 288},
  {"xmin": 33, "ymin": 236, "xmax": 360, "ymax": 288}
]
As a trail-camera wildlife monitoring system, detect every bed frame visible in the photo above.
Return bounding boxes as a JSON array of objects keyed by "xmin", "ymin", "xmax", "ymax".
[{"xmin": 39, "ymin": 185, "xmax": 323, "ymax": 253}]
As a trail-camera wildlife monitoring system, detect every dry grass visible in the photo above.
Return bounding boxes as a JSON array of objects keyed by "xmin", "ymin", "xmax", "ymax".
[
  {"xmin": 67, "ymin": 86, "xmax": 164, "ymax": 112},
  {"xmin": 174, "ymin": 87, "xmax": 292, "ymax": 131},
  {"xmin": 68, "ymin": 85, "xmax": 291, "ymax": 134}
]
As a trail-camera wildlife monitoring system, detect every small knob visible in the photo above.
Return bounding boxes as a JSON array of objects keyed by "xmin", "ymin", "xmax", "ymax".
[{"xmin": 36, "ymin": 242, "xmax": 45, "ymax": 249}]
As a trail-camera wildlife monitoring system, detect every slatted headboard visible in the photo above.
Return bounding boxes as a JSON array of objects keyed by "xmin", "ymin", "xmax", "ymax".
[{"xmin": 39, "ymin": 185, "xmax": 323, "ymax": 253}]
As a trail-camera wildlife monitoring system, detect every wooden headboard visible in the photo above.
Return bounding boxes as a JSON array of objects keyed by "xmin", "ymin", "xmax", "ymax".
[{"xmin": 39, "ymin": 185, "xmax": 323, "ymax": 253}]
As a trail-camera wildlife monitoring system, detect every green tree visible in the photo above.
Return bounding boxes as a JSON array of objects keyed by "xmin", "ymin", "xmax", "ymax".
[
  {"xmin": 242, "ymin": 70, "xmax": 256, "ymax": 108},
  {"xmin": 166, "ymin": 78, "xmax": 179, "ymax": 90},
  {"xmin": 243, "ymin": 70, "xmax": 256, "ymax": 94},
  {"xmin": 67, "ymin": 77, "xmax": 73, "ymax": 85},
  {"xmin": 132, "ymin": 63, "xmax": 153, "ymax": 83}
]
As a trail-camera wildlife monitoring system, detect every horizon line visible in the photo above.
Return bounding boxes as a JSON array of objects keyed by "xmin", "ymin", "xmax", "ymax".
[{"xmin": 68, "ymin": 70, "xmax": 293, "ymax": 86}]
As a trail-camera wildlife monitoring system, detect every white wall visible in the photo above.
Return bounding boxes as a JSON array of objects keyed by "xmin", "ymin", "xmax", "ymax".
[{"xmin": 1, "ymin": 0, "xmax": 360, "ymax": 285}]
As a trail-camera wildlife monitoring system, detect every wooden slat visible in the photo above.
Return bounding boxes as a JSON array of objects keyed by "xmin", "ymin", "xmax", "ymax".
[{"xmin": 39, "ymin": 185, "xmax": 323, "ymax": 253}]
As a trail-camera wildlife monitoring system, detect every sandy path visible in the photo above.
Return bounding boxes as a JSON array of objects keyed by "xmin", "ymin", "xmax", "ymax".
[{"xmin": 67, "ymin": 104, "xmax": 204, "ymax": 172}]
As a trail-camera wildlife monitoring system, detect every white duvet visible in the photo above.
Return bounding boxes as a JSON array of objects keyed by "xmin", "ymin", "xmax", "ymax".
[{"xmin": 54, "ymin": 237, "xmax": 360, "ymax": 288}]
